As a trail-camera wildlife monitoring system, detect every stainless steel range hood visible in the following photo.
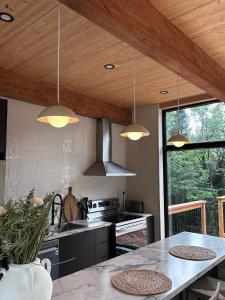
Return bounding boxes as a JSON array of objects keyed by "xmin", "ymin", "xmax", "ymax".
[{"xmin": 84, "ymin": 118, "xmax": 136, "ymax": 176}]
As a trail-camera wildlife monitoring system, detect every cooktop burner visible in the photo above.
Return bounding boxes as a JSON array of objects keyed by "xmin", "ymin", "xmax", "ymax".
[{"xmin": 102, "ymin": 214, "xmax": 142, "ymax": 223}]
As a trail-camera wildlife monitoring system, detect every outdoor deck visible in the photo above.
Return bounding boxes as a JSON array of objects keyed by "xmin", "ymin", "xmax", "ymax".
[{"xmin": 168, "ymin": 197, "xmax": 225, "ymax": 237}]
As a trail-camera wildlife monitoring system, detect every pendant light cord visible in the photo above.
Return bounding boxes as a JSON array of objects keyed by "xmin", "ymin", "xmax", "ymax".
[
  {"xmin": 57, "ymin": 6, "xmax": 60, "ymax": 104},
  {"xmin": 133, "ymin": 48, "xmax": 136, "ymax": 124},
  {"xmin": 177, "ymin": 75, "xmax": 181, "ymax": 132}
]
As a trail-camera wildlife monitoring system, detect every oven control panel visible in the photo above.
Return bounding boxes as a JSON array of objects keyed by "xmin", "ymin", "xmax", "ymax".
[{"xmin": 87, "ymin": 198, "xmax": 119, "ymax": 213}]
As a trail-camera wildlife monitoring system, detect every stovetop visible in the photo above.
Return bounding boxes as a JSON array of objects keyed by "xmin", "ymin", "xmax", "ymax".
[
  {"xmin": 102, "ymin": 213, "xmax": 143, "ymax": 223},
  {"xmin": 85, "ymin": 198, "xmax": 147, "ymax": 227}
]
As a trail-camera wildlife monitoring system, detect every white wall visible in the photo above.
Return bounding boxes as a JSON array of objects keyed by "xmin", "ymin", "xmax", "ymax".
[
  {"xmin": 0, "ymin": 161, "xmax": 5, "ymax": 204},
  {"xmin": 3, "ymin": 100, "xmax": 164, "ymax": 239},
  {"xmin": 127, "ymin": 104, "xmax": 164, "ymax": 241},
  {"xmin": 4, "ymin": 100, "xmax": 127, "ymax": 203}
]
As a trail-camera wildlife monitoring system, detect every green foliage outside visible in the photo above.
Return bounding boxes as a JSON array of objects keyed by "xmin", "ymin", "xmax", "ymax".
[{"xmin": 166, "ymin": 102, "xmax": 225, "ymax": 236}]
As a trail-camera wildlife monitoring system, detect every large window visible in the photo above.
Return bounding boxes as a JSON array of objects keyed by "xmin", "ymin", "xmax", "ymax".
[{"xmin": 163, "ymin": 101, "xmax": 225, "ymax": 237}]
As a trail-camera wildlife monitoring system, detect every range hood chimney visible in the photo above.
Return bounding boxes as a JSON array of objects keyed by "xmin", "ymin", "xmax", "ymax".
[{"xmin": 84, "ymin": 118, "xmax": 136, "ymax": 176}]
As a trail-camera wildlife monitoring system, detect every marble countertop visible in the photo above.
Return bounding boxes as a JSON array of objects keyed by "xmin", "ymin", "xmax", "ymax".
[
  {"xmin": 52, "ymin": 232, "xmax": 225, "ymax": 300},
  {"xmin": 46, "ymin": 211, "xmax": 152, "ymax": 241},
  {"xmin": 46, "ymin": 220, "xmax": 112, "ymax": 241}
]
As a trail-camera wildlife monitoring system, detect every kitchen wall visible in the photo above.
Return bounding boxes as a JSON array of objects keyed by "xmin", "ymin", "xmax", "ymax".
[
  {"xmin": 3, "ymin": 100, "xmax": 164, "ymax": 239},
  {"xmin": 4, "ymin": 100, "xmax": 127, "ymax": 203},
  {"xmin": 0, "ymin": 161, "xmax": 5, "ymax": 204},
  {"xmin": 126, "ymin": 104, "xmax": 164, "ymax": 241}
]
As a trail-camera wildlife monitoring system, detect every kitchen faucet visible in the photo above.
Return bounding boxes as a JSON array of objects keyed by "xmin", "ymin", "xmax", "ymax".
[{"xmin": 51, "ymin": 193, "xmax": 63, "ymax": 229}]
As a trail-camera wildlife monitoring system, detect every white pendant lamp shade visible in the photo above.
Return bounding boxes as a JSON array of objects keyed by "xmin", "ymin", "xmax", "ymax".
[
  {"xmin": 120, "ymin": 123, "xmax": 149, "ymax": 140},
  {"xmin": 37, "ymin": 104, "xmax": 79, "ymax": 128},
  {"xmin": 167, "ymin": 75, "xmax": 189, "ymax": 147},
  {"xmin": 37, "ymin": 7, "xmax": 79, "ymax": 128},
  {"xmin": 120, "ymin": 49, "xmax": 149, "ymax": 141},
  {"xmin": 167, "ymin": 134, "xmax": 189, "ymax": 148}
]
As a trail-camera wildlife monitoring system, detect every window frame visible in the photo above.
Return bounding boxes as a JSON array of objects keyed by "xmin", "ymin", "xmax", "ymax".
[{"xmin": 162, "ymin": 99, "xmax": 225, "ymax": 237}]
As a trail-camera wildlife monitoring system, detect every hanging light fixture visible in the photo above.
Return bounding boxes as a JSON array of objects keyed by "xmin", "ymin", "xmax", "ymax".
[
  {"xmin": 167, "ymin": 76, "xmax": 189, "ymax": 147},
  {"xmin": 120, "ymin": 49, "xmax": 149, "ymax": 141},
  {"xmin": 37, "ymin": 7, "xmax": 79, "ymax": 128}
]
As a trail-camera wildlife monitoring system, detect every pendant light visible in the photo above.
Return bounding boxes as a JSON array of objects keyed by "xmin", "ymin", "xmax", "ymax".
[
  {"xmin": 120, "ymin": 49, "xmax": 149, "ymax": 141},
  {"xmin": 167, "ymin": 76, "xmax": 189, "ymax": 147},
  {"xmin": 37, "ymin": 7, "xmax": 79, "ymax": 128}
]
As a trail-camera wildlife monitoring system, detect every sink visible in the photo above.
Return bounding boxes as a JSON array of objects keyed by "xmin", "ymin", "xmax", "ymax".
[{"xmin": 56, "ymin": 223, "xmax": 86, "ymax": 233}]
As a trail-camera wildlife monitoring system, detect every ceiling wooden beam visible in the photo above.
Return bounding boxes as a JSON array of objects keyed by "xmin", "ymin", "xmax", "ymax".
[
  {"xmin": 60, "ymin": 0, "xmax": 225, "ymax": 101},
  {"xmin": 159, "ymin": 93, "xmax": 214, "ymax": 109},
  {"xmin": 0, "ymin": 67, "xmax": 131, "ymax": 126}
]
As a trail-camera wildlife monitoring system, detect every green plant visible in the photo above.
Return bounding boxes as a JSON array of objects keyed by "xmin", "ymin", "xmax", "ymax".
[{"xmin": 0, "ymin": 190, "xmax": 55, "ymax": 264}]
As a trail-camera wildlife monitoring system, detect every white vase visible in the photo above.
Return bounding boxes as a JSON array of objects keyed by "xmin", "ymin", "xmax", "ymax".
[{"xmin": 0, "ymin": 258, "xmax": 53, "ymax": 300}]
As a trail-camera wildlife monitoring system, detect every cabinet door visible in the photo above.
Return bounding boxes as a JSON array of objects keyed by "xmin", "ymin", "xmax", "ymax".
[
  {"xmin": 95, "ymin": 225, "xmax": 115, "ymax": 264},
  {"xmin": 79, "ymin": 230, "xmax": 96, "ymax": 269},
  {"xmin": 146, "ymin": 215, "xmax": 154, "ymax": 244},
  {"xmin": 59, "ymin": 234, "xmax": 81, "ymax": 277},
  {"xmin": 59, "ymin": 231, "xmax": 96, "ymax": 278}
]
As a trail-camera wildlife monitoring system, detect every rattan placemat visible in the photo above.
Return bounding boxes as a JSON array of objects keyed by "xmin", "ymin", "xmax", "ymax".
[
  {"xmin": 169, "ymin": 245, "xmax": 216, "ymax": 260},
  {"xmin": 111, "ymin": 269, "xmax": 172, "ymax": 296}
]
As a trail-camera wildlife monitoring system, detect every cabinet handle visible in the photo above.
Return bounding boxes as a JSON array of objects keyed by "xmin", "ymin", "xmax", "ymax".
[{"xmin": 58, "ymin": 257, "xmax": 76, "ymax": 265}]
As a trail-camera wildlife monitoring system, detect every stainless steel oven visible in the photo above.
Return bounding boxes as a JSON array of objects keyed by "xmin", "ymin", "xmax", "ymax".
[
  {"xmin": 116, "ymin": 217, "xmax": 148, "ymax": 248},
  {"xmin": 85, "ymin": 198, "xmax": 154, "ymax": 249}
]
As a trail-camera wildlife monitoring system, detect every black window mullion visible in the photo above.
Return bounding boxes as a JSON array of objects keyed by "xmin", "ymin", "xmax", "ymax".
[
  {"xmin": 165, "ymin": 141, "xmax": 225, "ymax": 152},
  {"xmin": 162, "ymin": 109, "xmax": 169, "ymax": 237}
]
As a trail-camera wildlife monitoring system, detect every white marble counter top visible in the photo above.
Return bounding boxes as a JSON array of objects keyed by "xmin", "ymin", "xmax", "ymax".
[
  {"xmin": 46, "ymin": 211, "xmax": 152, "ymax": 241},
  {"xmin": 52, "ymin": 232, "xmax": 225, "ymax": 300},
  {"xmin": 46, "ymin": 220, "xmax": 112, "ymax": 241}
]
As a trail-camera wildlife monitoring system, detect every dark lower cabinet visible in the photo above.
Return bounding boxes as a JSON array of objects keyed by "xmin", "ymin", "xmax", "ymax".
[
  {"xmin": 59, "ymin": 231, "xmax": 95, "ymax": 277},
  {"xmin": 59, "ymin": 225, "xmax": 115, "ymax": 278},
  {"xmin": 95, "ymin": 225, "xmax": 115, "ymax": 264},
  {"xmin": 146, "ymin": 215, "xmax": 154, "ymax": 244},
  {"xmin": 59, "ymin": 234, "xmax": 78, "ymax": 277}
]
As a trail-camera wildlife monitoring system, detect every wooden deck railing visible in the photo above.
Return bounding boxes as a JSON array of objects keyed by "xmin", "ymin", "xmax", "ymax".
[
  {"xmin": 217, "ymin": 196, "xmax": 225, "ymax": 237},
  {"xmin": 168, "ymin": 200, "xmax": 207, "ymax": 234}
]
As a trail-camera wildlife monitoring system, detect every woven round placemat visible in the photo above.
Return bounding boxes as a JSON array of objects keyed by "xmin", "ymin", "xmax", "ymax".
[
  {"xmin": 111, "ymin": 269, "xmax": 172, "ymax": 296},
  {"xmin": 169, "ymin": 245, "xmax": 216, "ymax": 261}
]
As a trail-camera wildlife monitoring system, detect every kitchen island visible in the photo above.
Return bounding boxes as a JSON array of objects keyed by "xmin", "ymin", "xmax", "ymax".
[{"xmin": 52, "ymin": 232, "xmax": 225, "ymax": 300}]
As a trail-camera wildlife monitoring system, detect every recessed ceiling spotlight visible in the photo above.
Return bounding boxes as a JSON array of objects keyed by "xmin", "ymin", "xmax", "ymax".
[
  {"xmin": 104, "ymin": 64, "xmax": 115, "ymax": 70},
  {"xmin": 160, "ymin": 90, "xmax": 168, "ymax": 95},
  {"xmin": 0, "ymin": 12, "xmax": 14, "ymax": 22}
]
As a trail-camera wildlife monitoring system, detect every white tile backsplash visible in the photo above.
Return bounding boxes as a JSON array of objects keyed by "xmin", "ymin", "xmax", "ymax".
[
  {"xmin": 0, "ymin": 161, "xmax": 5, "ymax": 204},
  {"xmin": 4, "ymin": 100, "xmax": 127, "ymax": 203}
]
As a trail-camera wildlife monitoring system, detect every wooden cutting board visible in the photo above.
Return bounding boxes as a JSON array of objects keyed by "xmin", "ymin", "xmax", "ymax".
[{"xmin": 63, "ymin": 193, "xmax": 79, "ymax": 221}]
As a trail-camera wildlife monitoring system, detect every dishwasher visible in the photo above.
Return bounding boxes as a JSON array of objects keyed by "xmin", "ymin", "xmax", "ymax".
[{"xmin": 38, "ymin": 239, "xmax": 59, "ymax": 280}]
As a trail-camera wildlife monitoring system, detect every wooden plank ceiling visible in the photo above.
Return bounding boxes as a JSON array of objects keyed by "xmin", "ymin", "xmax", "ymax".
[{"xmin": 0, "ymin": 0, "xmax": 225, "ymax": 113}]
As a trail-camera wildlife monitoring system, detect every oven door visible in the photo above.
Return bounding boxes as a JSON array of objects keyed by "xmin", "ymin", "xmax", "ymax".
[{"xmin": 116, "ymin": 220, "xmax": 148, "ymax": 248}]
